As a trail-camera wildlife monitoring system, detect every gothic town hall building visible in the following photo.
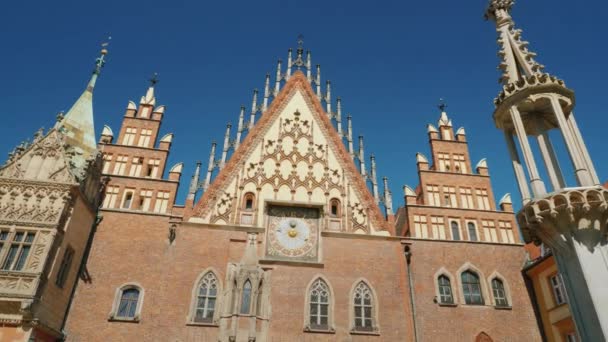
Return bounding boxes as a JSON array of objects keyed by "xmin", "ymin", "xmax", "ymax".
[{"xmin": 0, "ymin": 2, "xmax": 594, "ymax": 341}]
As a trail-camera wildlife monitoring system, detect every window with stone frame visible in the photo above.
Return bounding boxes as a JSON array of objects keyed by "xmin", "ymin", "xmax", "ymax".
[
  {"xmin": 459, "ymin": 187, "xmax": 474, "ymax": 209},
  {"xmin": 437, "ymin": 275, "xmax": 454, "ymax": 304},
  {"xmin": 475, "ymin": 188, "xmax": 491, "ymax": 210},
  {"xmin": 491, "ymin": 278, "xmax": 509, "ymax": 307},
  {"xmin": 498, "ymin": 221, "xmax": 515, "ymax": 243},
  {"xmin": 453, "ymin": 154, "xmax": 467, "ymax": 173},
  {"xmin": 437, "ymin": 153, "xmax": 451, "ymax": 172},
  {"xmin": 139, "ymin": 190, "xmax": 153, "ymax": 211},
  {"xmin": 102, "ymin": 153, "xmax": 113, "ymax": 174},
  {"xmin": 1, "ymin": 231, "xmax": 35, "ymax": 271},
  {"xmin": 146, "ymin": 159, "xmax": 160, "ymax": 178},
  {"xmin": 116, "ymin": 287, "xmax": 141, "ymax": 319},
  {"xmin": 55, "ymin": 246, "xmax": 75, "ymax": 288},
  {"xmin": 467, "ymin": 221, "xmax": 478, "ymax": 242},
  {"xmin": 450, "ymin": 220, "xmax": 461, "ymax": 241},
  {"xmin": 413, "ymin": 215, "xmax": 428, "ymax": 238},
  {"xmin": 462, "ymin": 271, "xmax": 484, "ymax": 305},
  {"xmin": 426, "ymin": 185, "xmax": 440, "ymax": 206},
  {"xmin": 308, "ymin": 278, "xmax": 331, "ymax": 330},
  {"xmin": 122, "ymin": 190, "xmax": 135, "ymax": 209},
  {"xmin": 137, "ymin": 129, "xmax": 152, "ymax": 148},
  {"xmin": 482, "ymin": 220, "xmax": 498, "ymax": 242},
  {"xmin": 193, "ymin": 272, "xmax": 218, "ymax": 323},
  {"xmin": 153, "ymin": 191, "xmax": 170, "ymax": 213},
  {"xmin": 353, "ymin": 281, "xmax": 376, "ymax": 332},
  {"xmin": 240, "ymin": 279, "xmax": 252, "ymax": 314},
  {"xmin": 113, "ymin": 155, "xmax": 128, "ymax": 175},
  {"xmin": 442, "ymin": 186, "xmax": 457, "ymax": 207},
  {"xmin": 129, "ymin": 157, "xmax": 143, "ymax": 177},
  {"xmin": 430, "ymin": 216, "xmax": 446, "ymax": 239},
  {"xmin": 122, "ymin": 127, "xmax": 137, "ymax": 145},
  {"xmin": 103, "ymin": 186, "xmax": 119, "ymax": 208}
]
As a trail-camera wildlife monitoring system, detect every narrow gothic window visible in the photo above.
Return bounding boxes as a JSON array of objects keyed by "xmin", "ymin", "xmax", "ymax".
[
  {"xmin": 55, "ymin": 246, "xmax": 75, "ymax": 288},
  {"xmin": 353, "ymin": 282, "xmax": 374, "ymax": 331},
  {"xmin": 451, "ymin": 221, "xmax": 461, "ymax": 241},
  {"xmin": 438, "ymin": 275, "xmax": 453, "ymax": 304},
  {"xmin": 462, "ymin": 271, "xmax": 484, "ymax": 305},
  {"xmin": 309, "ymin": 279, "xmax": 330, "ymax": 330},
  {"xmin": 240, "ymin": 280, "xmax": 252, "ymax": 314},
  {"xmin": 468, "ymin": 222, "xmax": 478, "ymax": 241},
  {"xmin": 329, "ymin": 199, "xmax": 340, "ymax": 217},
  {"xmin": 194, "ymin": 272, "xmax": 218, "ymax": 323},
  {"xmin": 122, "ymin": 191, "xmax": 134, "ymax": 209},
  {"xmin": 117, "ymin": 288, "xmax": 140, "ymax": 318},
  {"xmin": 243, "ymin": 193, "xmax": 255, "ymax": 211},
  {"xmin": 491, "ymin": 278, "xmax": 508, "ymax": 307}
]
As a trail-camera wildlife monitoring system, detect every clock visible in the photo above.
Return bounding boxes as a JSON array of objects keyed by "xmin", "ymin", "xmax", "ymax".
[{"xmin": 266, "ymin": 205, "xmax": 320, "ymax": 260}]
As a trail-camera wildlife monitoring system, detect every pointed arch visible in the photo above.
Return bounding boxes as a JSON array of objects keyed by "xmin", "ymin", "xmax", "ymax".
[
  {"xmin": 433, "ymin": 267, "xmax": 457, "ymax": 305},
  {"xmin": 349, "ymin": 278, "xmax": 380, "ymax": 333},
  {"xmin": 240, "ymin": 279, "xmax": 253, "ymax": 314},
  {"xmin": 487, "ymin": 271, "xmax": 512, "ymax": 308},
  {"xmin": 187, "ymin": 268, "xmax": 222, "ymax": 324},
  {"xmin": 475, "ymin": 331, "xmax": 494, "ymax": 342},
  {"xmin": 456, "ymin": 262, "xmax": 490, "ymax": 305},
  {"xmin": 303, "ymin": 275, "xmax": 335, "ymax": 332}
]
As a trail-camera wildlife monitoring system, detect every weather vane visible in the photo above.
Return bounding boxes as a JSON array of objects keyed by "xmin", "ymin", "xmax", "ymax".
[
  {"xmin": 150, "ymin": 72, "xmax": 159, "ymax": 86},
  {"xmin": 438, "ymin": 98, "xmax": 447, "ymax": 112},
  {"xmin": 297, "ymin": 34, "xmax": 304, "ymax": 48}
]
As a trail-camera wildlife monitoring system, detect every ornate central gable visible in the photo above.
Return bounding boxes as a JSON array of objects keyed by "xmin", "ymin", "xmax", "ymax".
[{"xmin": 190, "ymin": 72, "xmax": 390, "ymax": 235}]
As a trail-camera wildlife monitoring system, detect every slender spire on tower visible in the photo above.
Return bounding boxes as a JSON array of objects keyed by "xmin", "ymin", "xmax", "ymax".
[
  {"xmin": 370, "ymin": 154, "xmax": 380, "ymax": 203},
  {"xmin": 204, "ymin": 141, "xmax": 217, "ymax": 190},
  {"xmin": 58, "ymin": 38, "xmax": 109, "ymax": 162},
  {"xmin": 383, "ymin": 176, "xmax": 394, "ymax": 216},
  {"xmin": 188, "ymin": 161, "xmax": 202, "ymax": 201}
]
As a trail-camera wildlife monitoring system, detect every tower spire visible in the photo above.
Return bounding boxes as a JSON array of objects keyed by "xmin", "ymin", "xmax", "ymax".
[
  {"xmin": 59, "ymin": 39, "xmax": 109, "ymax": 162},
  {"xmin": 188, "ymin": 161, "xmax": 202, "ymax": 201}
]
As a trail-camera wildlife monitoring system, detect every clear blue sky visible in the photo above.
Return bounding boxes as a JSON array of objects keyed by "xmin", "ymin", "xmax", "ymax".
[{"xmin": 1, "ymin": 0, "xmax": 606, "ymax": 209}]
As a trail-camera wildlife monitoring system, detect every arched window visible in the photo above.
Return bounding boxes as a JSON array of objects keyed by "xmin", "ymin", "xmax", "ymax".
[
  {"xmin": 243, "ymin": 193, "xmax": 255, "ymax": 211},
  {"xmin": 309, "ymin": 279, "xmax": 330, "ymax": 330},
  {"xmin": 491, "ymin": 278, "xmax": 508, "ymax": 307},
  {"xmin": 462, "ymin": 271, "xmax": 484, "ymax": 305},
  {"xmin": 437, "ymin": 275, "xmax": 454, "ymax": 304},
  {"xmin": 194, "ymin": 272, "xmax": 218, "ymax": 323},
  {"xmin": 329, "ymin": 199, "xmax": 341, "ymax": 218},
  {"xmin": 451, "ymin": 221, "xmax": 461, "ymax": 240},
  {"xmin": 468, "ymin": 222, "xmax": 478, "ymax": 241},
  {"xmin": 117, "ymin": 288, "xmax": 140, "ymax": 319},
  {"xmin": 240, "ymin": 280, "xmax": 252, "ymax": 314},
  {"xmin": 353, "ymin": 282, "xmax": 375, "ymax": 332}
]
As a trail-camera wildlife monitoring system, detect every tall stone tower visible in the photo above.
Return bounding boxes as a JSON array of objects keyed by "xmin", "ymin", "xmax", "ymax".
[
  {"xmin": 485, "ymin": 1, "xmax": 608, "ymax": 339},
  {"xmin": 0, "ymin": 46, "xmax": 107, "ymax": 341}
]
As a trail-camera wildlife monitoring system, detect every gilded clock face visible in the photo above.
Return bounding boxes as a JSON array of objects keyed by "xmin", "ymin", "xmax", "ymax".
[
  {"xmin": 275, "ymin": 218, "xmax": 311, "ymax": 251},
  {"xmin": 266, "ymin": 205, "xmax": 319, "ymax": 260}
]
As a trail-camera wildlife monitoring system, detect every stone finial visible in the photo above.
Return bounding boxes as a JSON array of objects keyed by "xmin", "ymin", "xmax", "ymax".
[
  {"xmin": 416, "ymin": 152, "xmax": 429, "ymax": 164},
  {"xmin": 188, "ymin": 161, "xmax": 202, "ymax": 199},
  {"xmin": 427, "ymin": 124, "xmax": 438, "ymax": 133},
  {"xmin": 403, "ymin": 185, "xmax": 416, "ymax": 197},
  {"xmin": 499, "ymin": 193, "xmax": 513, "ymax": 212},
  {"xmin": 485, "ymin": 0, "xmax": 514, "ymax": 21}
]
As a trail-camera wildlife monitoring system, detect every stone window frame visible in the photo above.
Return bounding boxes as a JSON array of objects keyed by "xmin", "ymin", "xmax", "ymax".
[
  {"xmin": 465, "ymin": 219, "xmax": 480, "ymax": 242},
  {"xmin": 449, "ymin": 219, "xmax": 461, "ymax": 241},
  {"xmin": 433, "ymin": 267, "xmax": 458, "ymax": 306},
  {"xmin": 303, "ymin": 275, "xmax": 336, "ymax": 334},
  {"xmin": 456, "ymin": 263, "xmax": 491, "ymax": 306},
  {"xmin": 487, "ymin": 271, "xmax": 512, "ymax": 309},
  {"xmin": 187, "ymin": 267, "xmax": 222, "ymax": 326},
  {"xmin": 108, "ymin": 282, "xmax": 145, "ymax": 323},
  {"xmin": 121, "ymin": 189, "xmax": 135, "ymax": 210},
  {"xmin": 242, "ymin": 192, "xmax": 256, "ymax": 211},
  {"xmin": 348, "ymin": 278, "xmax": 380, "ymax": 335}
]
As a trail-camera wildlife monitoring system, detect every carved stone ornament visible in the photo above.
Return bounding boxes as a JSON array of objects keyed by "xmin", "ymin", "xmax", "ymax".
[{"xmin": 518, "ymin": 186, "xmax": 608, "ymax": 252}]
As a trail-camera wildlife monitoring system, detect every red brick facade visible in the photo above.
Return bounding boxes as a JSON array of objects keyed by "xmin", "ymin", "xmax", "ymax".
[{"xmin": 63, "ymin": 81, "xmax": 540, "ymax": 341}]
